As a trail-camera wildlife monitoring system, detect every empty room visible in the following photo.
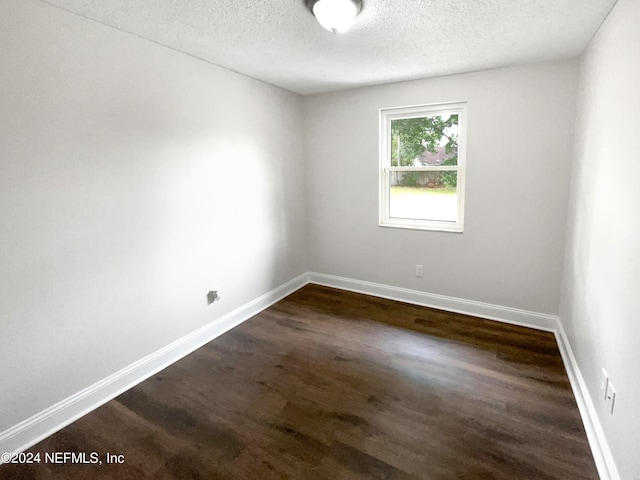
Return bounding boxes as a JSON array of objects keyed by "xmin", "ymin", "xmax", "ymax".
[{"xmin": 0, "ymin": 0, "xmax": 638, "ymax": 479}]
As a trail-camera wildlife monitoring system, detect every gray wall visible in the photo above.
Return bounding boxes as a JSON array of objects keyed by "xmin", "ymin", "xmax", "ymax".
[
  {"xmin": 560, "ymin": 0, "xmax": 640, "ymax": 478},
  {"xmin": 0, "ymin": 0, "xmax": 307, "ymax": 430},
  {"xmin": 303, "ymin": 61, "xmax": 578, "ymax": 314}
]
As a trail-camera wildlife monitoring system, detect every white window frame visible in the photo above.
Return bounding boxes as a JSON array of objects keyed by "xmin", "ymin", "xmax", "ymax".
[{"xmin": 379, "ymin": 102, "xmax": 468, "ymax": 232}]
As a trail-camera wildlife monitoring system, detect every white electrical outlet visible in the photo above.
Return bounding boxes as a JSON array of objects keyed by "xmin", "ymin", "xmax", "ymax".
[
  {"xmin": 415, "ymin": 264, "xmax": 424, "ymax": 277},
  {"xmin": 605, "ymin": 381, "xmax": 616, "ymax": 414}
]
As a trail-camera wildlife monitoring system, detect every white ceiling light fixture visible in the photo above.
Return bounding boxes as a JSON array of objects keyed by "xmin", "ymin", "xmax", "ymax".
[{"xmin": 307, "ymin": 0, "xmax": 363, "ymax": 34}]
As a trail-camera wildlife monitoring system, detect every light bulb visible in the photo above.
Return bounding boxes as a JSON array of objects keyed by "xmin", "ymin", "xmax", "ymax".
[{"xmin": 312, "ymin": 0, "xmax": 359, "ymax": 34}]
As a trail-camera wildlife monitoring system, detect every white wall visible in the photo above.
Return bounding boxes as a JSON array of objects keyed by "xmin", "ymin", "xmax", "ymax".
[
  {"xmin": 560, "ymin": 0, "xmax": 640, "ymax": 477},
  {"xmin": 0, "ymin": 0, "xmax": 306, "ymax": 431},
  {"xmin": 303, "ymin": 61, "xmax": 578, "ymax": 315}
]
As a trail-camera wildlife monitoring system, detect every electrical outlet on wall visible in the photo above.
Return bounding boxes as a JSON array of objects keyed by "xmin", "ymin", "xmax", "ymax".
[
  {"xmin": 415, "ymin": 264, "xmax": 424, "ymax": 277},
  {"xmin": 605, "ymin": 381, "xmax": 616, "ymax": 414}
]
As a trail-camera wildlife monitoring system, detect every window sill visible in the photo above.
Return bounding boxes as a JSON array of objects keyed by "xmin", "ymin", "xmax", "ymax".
[{"xmin": 379, "ymin": 220, "xmax": 464, "ymax": 233}]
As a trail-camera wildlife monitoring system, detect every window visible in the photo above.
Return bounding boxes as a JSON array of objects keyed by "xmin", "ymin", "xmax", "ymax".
[{"xmin": 379, "ymin": 102, "xmax": 467, "ymax": 232}]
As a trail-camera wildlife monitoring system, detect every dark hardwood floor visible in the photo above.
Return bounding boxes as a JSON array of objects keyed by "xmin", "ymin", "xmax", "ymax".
[{"xmin": 1, "ymin": 284, "xmax": 599, "ymax": 479}]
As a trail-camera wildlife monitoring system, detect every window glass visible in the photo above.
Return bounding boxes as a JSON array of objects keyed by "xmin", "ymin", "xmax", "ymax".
[{"xmin": 379, "ymin": 103, "xmax": 467, "ymax": 232}]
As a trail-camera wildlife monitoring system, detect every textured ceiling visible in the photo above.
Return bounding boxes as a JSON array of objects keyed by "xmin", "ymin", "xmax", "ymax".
[{"xmin": 41, "ymin": 0, "xmax": 617, "ymax": 95}]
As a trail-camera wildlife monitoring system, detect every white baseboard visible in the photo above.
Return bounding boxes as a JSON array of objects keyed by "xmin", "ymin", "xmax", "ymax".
[
  {"xmin": 307, "ymin": 272, "xmax": 558, "ymax": 331},
  {"xmin": 0, "ymin": 273, "xmax": 309, "ymax": 460},
  {"xmin": 554, "ymin": 321, "xmax": 621, "ymax": 480}
]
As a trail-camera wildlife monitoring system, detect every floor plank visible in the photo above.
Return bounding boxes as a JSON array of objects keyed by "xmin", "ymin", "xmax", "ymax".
[{"xmin": 0, "ymin": 284, "xmax": 599, "ymax": 479}]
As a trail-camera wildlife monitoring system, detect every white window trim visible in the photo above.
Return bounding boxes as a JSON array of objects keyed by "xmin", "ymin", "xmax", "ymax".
[{"xmin": 379, "ymin": 102, "xmax": 468, "ymax": 233}]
